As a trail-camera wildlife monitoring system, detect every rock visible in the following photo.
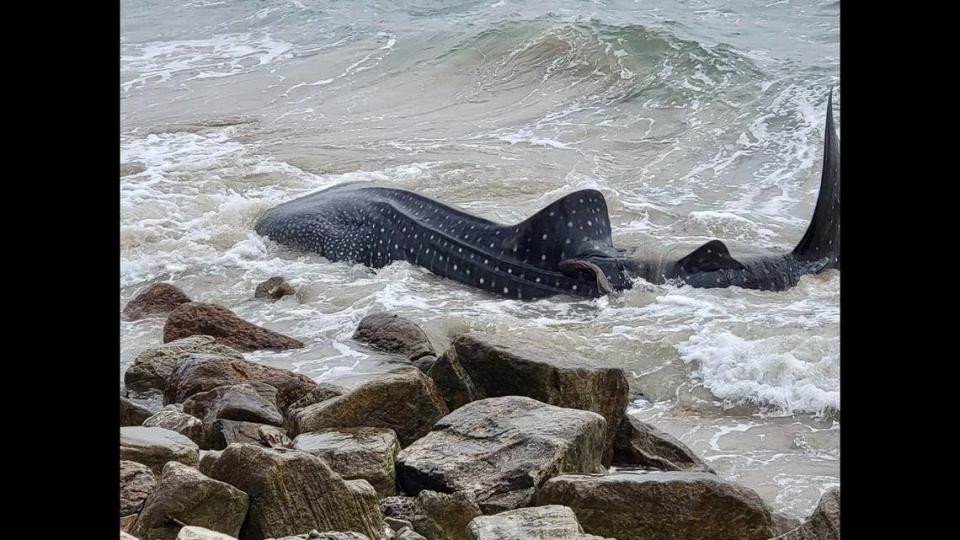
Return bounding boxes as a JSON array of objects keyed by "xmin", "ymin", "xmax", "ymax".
[
  {"xmin": 396, "ymin": 396, "xmax": 606, "ymax": 513},
  {"xmin": 120, "ymin": 427, "xmax": 200, "ymax": 475},
  {"xmin": 286, "ymin": 383, "xmax": 347, "ymax": 419},
  {"xmin": 134, "ymin": 462, "xmax": 248, "ymax": 540},
  {"xmin": 465, "ymin": 505, "xmax": 608, "ymax": 540},
  {"xmin": 612, "ymin": 415, "xmax": 713, "ymax": 473},
  {"xmin": 381, "ymin": 497, "xmax": 417, "ymax": 523},
  {"xmin": 122, "ymin": 532, "xmax": 140, "ymax": 540},
  {"xmin": 143, "ymin": 405, "xmax": 205, "ymax": 446},
  {"xmin": 177, "ymin": 527, "xmax": 238, "ymax": 540},
  {"xmin": 121, "ymin": 162, "xmax": 147, "ymax": 176},
  {"xmin": 206, "ymin": 420, "xmax": 291, "ymax": 450},
  {"xmin": 120, "ymin": 460, "xmax": 157, "ymax": 516},
  {"xmin": 410, "ymin": 355, "xmax": 437, "ymax": 373},
  {"xmin": 395, "ymin": 529, "xmax": 426, "ymax": 540},
  {"xmin": 198, "ymin": 450, "xmax": 221, "ymax": 474},
  {"xmin": 425, "ymin": 353, "xmax": 478, "ymax": 411},
  {"xmin": 384, "ymin": 518, "xmax": 414, "ymax": 534},
  {"xmin": 352, "ymin": 313, "xmax": 435, "ymax": 360},
  {"xmin": 772, "ymin": 513, "xmax": 803, "ymax": 537},
  {"xmin": 772, "ymin": 487, "xmax": 840, "ymax": 540},
  {"xmin": 412, "ymin": 490, "xmax": 481, "ymax": 540},
  {"xmin": 267, "ymin": 533, "xmax": 371, "ymax": 540},
  {"xmin": 203, "ymin": 444, "xmax": 384, "ymax": 540},
  {"xmin": 255, "ymin": 276, "xmax": 295, "ymax": 300},
  {"xmin": 183, "ymin": 383, "xmax": 284, "ymax": 428},
  {"xmin": 125, "ymin": 336, "xmax": 244, "ymax": 395},
  {"xmin": 122, "ymin": 397, "xmax": 156, "ymax": 426},
  {"xmin": 292, "ymin": 427, "xmax": 400, "ymax": 497},
  {"xmin": 163, "ymin": 302, "xmax": 304, "ymax": 352},
  {"xmin": 289, "ymin": 367, "xmax": 448, "ymax": 447},
  {"xmin": 123, "ymin": 283, "xmax": 192, "ymax": 321},
  {"xmin": 164, "ymin": 354, "xmax": 316, "ymax": 412},
  {"xmin": 436, "ymin": 333, "xmax": 628, "ymax": 465},
  {"xmin": 122, "ymin": 515, "xmax": 139, "ymax": 533},
  {"xmin": 533, "ymin": 470, "xmax": 780, "ymax": 540}
]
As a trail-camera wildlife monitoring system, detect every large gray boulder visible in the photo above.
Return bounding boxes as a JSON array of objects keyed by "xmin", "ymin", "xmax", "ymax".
[
  {"xmin": 206, "ymin": 420, "xmax": 292, "ymax": 451},
  {"xmin": 292, "ymin": 427, "xmax": 400, "ymax": 497},
  {"xmin": 466, "ymin": 506, "xmax": 610, "ymax": 540},
  {"xmin": 396, "ymin": 396, "xmax": 606, "ymax": 513},
  {"xmin": 288, "ymin": 367, "xmax": 448, "ymax": 447},
  {"xmin": 134, "ymin": 462, "xmax": 248, "ymax": 540},
  {"xmin": 432, "ymin": 333, "xmax": 628, "ymax": 465},
  {"xmin": 125, "ymin": 336, "xmax": 244, "ymax": 395},
  {"xmin": 202, "ymin": 444, "xmax": 384, "ymax": 540},
  {"xmin": 122, "ymin": 397, "xmax": 156, "ymax": 426},
  {"xmin": 612, "ymin": 415, "xmax": 714, "ymax": 473},
  {"xmin": 120, "ymin": 427, "xmax": 200, "ymax": 475},
  {"xmin": 533, "ymin": 470, "xmax": 780, "ymax": 540},
  {"xmin": 771, "ymin": 487, "xmax": 840, "ymax": 540},
  {"xmin": 183, "ymin": 383, "xmax": 283, "ymax": 428}
]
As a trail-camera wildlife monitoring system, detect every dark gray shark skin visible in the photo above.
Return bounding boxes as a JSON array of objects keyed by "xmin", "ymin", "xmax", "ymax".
[{"xmin": 255, "ymin": 93, "xmax": 839, "ymax": 298}]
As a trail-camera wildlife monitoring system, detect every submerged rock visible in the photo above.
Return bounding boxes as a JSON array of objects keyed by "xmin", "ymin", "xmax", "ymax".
[
  {"xmin": 434, "ymin": 333, "xmax": 628, "ymax": 465},
  {"xmin": 465, "ymin": 505, "xmax": 609, "ymax": 540},
  {"xmin": 292, "ymin": 427, "xmax": 400, "ymax": 497},
  {"xmin": 611, "ymin": 415, "xmax": 713, "ymax": 473},
  {"xmin": 352, "ymin": 312, "xmax": 435, "ymax": 361},
  {"xmin": 125, "ymin": 336, "xmax": 244, "ymax": 395},
  {"xmin": 288, "ymin": 367, "xmax": 448, "ymax": 447},
  {"xmin": 134, "ymin": 462, "xmax": 248, "ymax": 540},
  {"xmin": 163, "ymin": 302, "xmax": 304, "ymax": 352},
  {"xmin": 533, "ymin": 470, "xmax": 780, "ymax": 540},
  {"xmin": 397, "ymin": 396, "xmax": 606, "ymax": 513},
  {"xmin": 254, "ymin": 276, "xmax": 295, "ymax": 300},
  {"xmin": 120, "ymin": 460, "xmax": 157, "ymax": 516},
  {"xmin": 123, "ymin": 283, "xmax": 192, "ymax": 321},
  {"xmin": 120, "ymin": 427, "xmax": 200, "ymax": 475},
  {"xmin": 203, "ymin": 444, "xmax": 384, "ymax": 540}
]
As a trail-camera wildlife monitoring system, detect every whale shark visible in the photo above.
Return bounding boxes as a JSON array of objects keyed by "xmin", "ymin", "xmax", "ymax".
[{"xmin": 255, "ymin": 93, "xmax": 839, "ymax": 298}]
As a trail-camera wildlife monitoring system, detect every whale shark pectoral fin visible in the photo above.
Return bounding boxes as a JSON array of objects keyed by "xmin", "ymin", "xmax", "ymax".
[
  {"xmin": 558, "ymin": 258, "xmax": 616, "ymax": 296},
  {"xmin": 677, "ymin": 240, "xmax": 747, "ymax": 273}
]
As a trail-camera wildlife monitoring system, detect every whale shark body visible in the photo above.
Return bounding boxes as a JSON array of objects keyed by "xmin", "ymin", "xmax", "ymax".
[{"xmin": 256, "ymin": 94, "xmax": 839, "ymax": 298}]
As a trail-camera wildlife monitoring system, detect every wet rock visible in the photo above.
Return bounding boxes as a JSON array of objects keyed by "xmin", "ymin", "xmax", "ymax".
[
  {"xmin": 164, "ymin": 354, "xmax": 316, "ymax": 412},
  {"xmin": 436, "ymin": 333, "xmax": 628, "ymax": 465},
  {"xmin": 125, "ymin": 336, "xmax": 244, "ymax": 395},
  {"xmin": 772, "ymin": 487, "xmax": 840, "ymax": 540},
  {"xmin": 143, "ymin": 405, "xmax": 205, "ymax": 446},
  {"xmin": 286, "ymin": 383, "xmax": 347, "ymax": 420},
  {"xmin": 120, "ymin": 427, "xmax": 200, "ymax": 475},
  {"xmin": 120, "ymin": 460, "xmax": 157, "ymax": 516},
  {"xmin": 292, "ymin": 427, "xmax": 400, "ymax": 497},
  {"xmin": 533, "ymin": 470, "xmax": 779, "ymax": 540},
  {"xmin": 255, "ymin": 276, "xmax": 296, "ymax": 300},
  {"xmin": 289, "ymin": 367, "xmax": 448, "ymax": 447},
  {"xmin": 410, "ymin": 355, "xmax": 437, "ymax": 373},
  {"xmin": 206, "ymin": 420, "xmax": 291, "ymax": 450},
  {"xmin": 465, "ymin": 505, "xmax": 609, "ymax": 540},
  {"xmin": 134, "ymin": 462, "xmax": 248, "ymax": 540},
  {"xmin": 425, "ymin": 353, "xmax": 478, "ymax": 411},
  {"xmin": 183, "ymin": 383, "xmax": 283, "ymax": 428},
  {"xmin": 396, "ymin": 396, "xmax": 606, "ymax": 513},
  {"xmin": 612, "ymin": 415, "xmax": 714, "ymax": 473},
  {"xmin": 353, "ymin": 313, "xmax": 435, "ymax": 361},
  {"xmin": 772, "ymin": 512, "xmax": 803, "ymax": 537},
  {"xmin": 123, "ymin": 283, "xmax": 192, "ymax": 321},
  {"xmin": 122, "ymin": 397, "xmax": 156, "ymax": 426},
  {"xmin": 203, "ymin": 444, "xmax": 384, "ymax": 540},
  {"xmin": 122, "ymin": 532, "xmax": 140, "ymax": 540},
  {"xmin": 163, "ymin": 302, "xmax": 304, "ymax": 352},
  {"xmin": 121, "ymin": 162, "xmax": 147, "ymax": 177},
  {"xmin": 412, "ymin": 490, "xmax": 481, "ymax": 540},
  {"xmin": 177, "ymin": 526, "xmax": 238, "ymax": 540}
]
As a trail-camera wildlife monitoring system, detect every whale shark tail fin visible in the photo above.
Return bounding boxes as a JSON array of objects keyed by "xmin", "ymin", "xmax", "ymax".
[{"xmin": 792, "ymin": 88, "xmax": 840, "ymax": 271}]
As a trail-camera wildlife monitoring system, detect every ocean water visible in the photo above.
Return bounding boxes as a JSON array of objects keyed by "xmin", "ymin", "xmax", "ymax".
[{"xmin": 120, "ymin": 0, "xmax": 839, "ymax": 519}]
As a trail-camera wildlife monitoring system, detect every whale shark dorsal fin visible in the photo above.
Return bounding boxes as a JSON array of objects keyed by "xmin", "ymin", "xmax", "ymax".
[
  {"xmin": 503, "ymin": 189, "xmax": 617, "ymax": 269},
  {"xmin": 792, "ymin": 88, "xmax": 841, "ymax": 270},
  {"xmin": 677, "ymin": 240, "xmax": 747, "ymax": 273}
]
